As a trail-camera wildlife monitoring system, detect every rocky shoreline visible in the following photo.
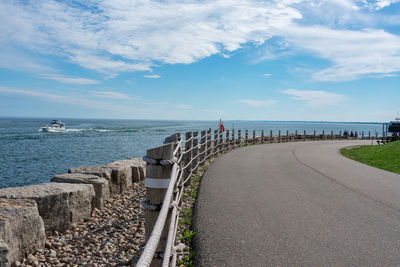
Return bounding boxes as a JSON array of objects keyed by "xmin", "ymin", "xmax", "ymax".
[{"xmin": 18, "ymin": 182, "xmax": 146, "ymax": 267}]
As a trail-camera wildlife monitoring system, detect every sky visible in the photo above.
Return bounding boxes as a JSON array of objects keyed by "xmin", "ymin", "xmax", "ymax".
[{"xmin": 0, "ymin": 0, "xmax": 399, "ymax": 122}]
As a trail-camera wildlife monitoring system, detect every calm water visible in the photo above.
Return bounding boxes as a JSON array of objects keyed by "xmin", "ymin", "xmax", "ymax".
[{"xmin": 0, "ymin": 118, "xmax": 383, "ymax": 189}]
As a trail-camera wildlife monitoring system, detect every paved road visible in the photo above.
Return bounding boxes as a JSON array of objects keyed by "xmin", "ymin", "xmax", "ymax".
[{"xmin": 193, "ymin": 141, "xmax": 400, "ymax": 266}]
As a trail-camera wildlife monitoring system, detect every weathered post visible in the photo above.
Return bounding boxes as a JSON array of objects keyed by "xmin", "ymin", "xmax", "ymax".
[
  {"xmin": 286, "ymin": 130, "xmax": 289, "ymax": 142},
  {"xmin": 304, "ymin": 130, "xmax": 306, "ymax": 141},
  {"xmin": 219, "ymin": 130, "xmax": 223, "ymax": 153},
  {"xmin": 206, "ymin": 128, "xmax": 211, "ymax": 160},
  {"xmin": 200, "ymin": 131, "xmax": 206, "ymax": 166},
  {"xmin": 183, "ymin": 132, "xmax": 192, "ymax": 184},
  {"xmin": 376, "ymin": 132, "xmax": 378, "ymax": 139},
  {"xmin": 144, "ymin": 142, "xmax": 175, "ymax": 266},
  {"xmin": 270, "ymin": 130, "xmax": 273, "ymax": 142},
  {"xmin": 339, "ymin": 131, "xmax": 342, "ymax": 139},
  {"xmin": 261, "ymin": 130, "xmax": 264, "ymax": 144},
  {"xmin": 368, "ymin": 131, "xmax": 371, "ymax": 140},
  {"xmin": 192, "ymin": 131, "xmax": 199, "ymax": 174},
  {"xmin": 226, "ymin": 130, "xmax": 230, "ymax": 151},
  {"xmin": 245, "ymin": 130, "xmax": 248, "ymax": 144},
  {"xmin": 322, "ymin": 130, "xmax": 325, "ymax": 140},
  {"xmin": 295, "ymin": 130, "xmax": 298, "ymax": 141},
  {"xmin": 331, "ymin": 130, "xmax": 334, "ymax": 140},
  {"xmin": 362, "ymin": 131, "xmax": 364, "ymax": 139},
  {"xmin": 253, "ymin": 130, "xmax": 256, "ymax": 144},
  {"xmin": 238, "ymin": 130, "xmax": 242, "ymax": 146},
  {"xmin": 214, "ymin": 130, "xmax": 218, "ymax": 156},
  {"xmin": 314, "ymin": 130, "xmax": 316, "ymax": 140},
  {"xmin": 278, "ymin": 130, "xmax": 281, "ymax": 143},
  {"xmin": 355, "ymin": 131, "xmax": 358, "ymax": 138},
  {"xmin": 231, "ymin": 129, "xmax": 235, "ymax": 149}
]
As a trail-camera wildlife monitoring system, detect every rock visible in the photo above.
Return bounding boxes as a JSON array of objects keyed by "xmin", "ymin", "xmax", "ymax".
[
  {"xmin": 0, "ymin": 183, "xmax": 95, "ymax": 233},
  {"xmin": 0, "ymin": 199, "xmax": 46, "ymax": 267},
  {"xmin": 106, "ymin": 158, "xmax": 146, "ymax": 183},
  {"xmin": 51, "ymin": 173, "xmax": 110, "ymax": 209},
  {"xmin": 69, "ymin": 165, "xmax": 130, "ymax": 195}
]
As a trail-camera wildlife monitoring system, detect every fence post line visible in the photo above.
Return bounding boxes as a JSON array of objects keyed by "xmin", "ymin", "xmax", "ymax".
[
  {"xmin": 226, "ymin": 130, "xmax": 230, "ymax": 151},
  {"xmin": 252, "ymin": 130, "xmax": 256, "ymax": 144},
  {"xmin": 200, "ymin": 131, "xmax": 206, "ymax": 166},
  {"xmin": 192, "ymin": 131, "xmax": 199, "ymax": 175},
  {"xmin": 261, "ymin": 130, "xmax": 264, "ymax": 144},
  {"xmin": 184, "ymin": 132, "xmax": 193, "ymax": 186},
  {"xmin": 144, "ymin": 143, "xmax": 175, "ymax": 266},
  {"xmin": 214, "ymin": 130, "xmax": 218, "ymax": 156},
  {"xmin": 238, "ymin": 130, "xmax": 242, "ymax": 146},
  {"xmin": 245, "ymin": 130, "xmax": 248, "ymax": 144}
]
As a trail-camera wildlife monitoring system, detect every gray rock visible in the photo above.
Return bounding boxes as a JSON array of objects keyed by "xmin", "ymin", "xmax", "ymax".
[
  {"xmin": 0, "ymin": 183, "xmax": 95, "ymax": 233},
  {"xmin": 0, "ymin": 199, "xmax": 46, "ymax": 266},
  {"xmin": 68, "ymin": 165, "xmax": 126, "ymax": 194},
  {"xmin": 106, "ymin": 158, "xmax": 146, "ymax": 183},
  {"xmin": 51, "ymin": 173, "xmax": 110, "ymax": 209}
]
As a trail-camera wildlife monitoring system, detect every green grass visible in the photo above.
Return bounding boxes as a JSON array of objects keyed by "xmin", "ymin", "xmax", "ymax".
[{"xmin": 340, "ymin": 141, "xmax": 400, "ymax": 174}]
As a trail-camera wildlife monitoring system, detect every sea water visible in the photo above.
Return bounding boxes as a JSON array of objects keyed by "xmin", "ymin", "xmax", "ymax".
[{"xmin": 0, "ymin": 118, "xmax": 383, "ymax": 189}]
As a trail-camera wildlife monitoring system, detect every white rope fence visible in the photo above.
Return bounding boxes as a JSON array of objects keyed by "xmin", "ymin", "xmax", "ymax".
[{"xmin": 137, "ymin": 128, "xmax": 373, "ymax": 266}]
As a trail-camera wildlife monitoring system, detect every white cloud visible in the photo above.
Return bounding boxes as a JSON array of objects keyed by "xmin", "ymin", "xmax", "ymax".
[
  {"xmin": 239, "ymin": 99, "xmax": 276, "ymax": 107},
  {"xmin": 0, "ymin": 86, "xmax": 124, "ymax": 111},
  {"xmin": 40, "ymin": 74, "xmax": 100, "ymax": 85},
  {"xmin": 281, "ymin": 89, "xmax": 347, "ymax": 107},
  {"xmin": 1, "ymin": 0, "xmax": 400, "ymax": 82},
  {"xmin": 0, "ymin": 0, "xmax": 300, "ymax": 76},
  {"xmin": 90, "ymin": 90, "xmax": 139, "ymax": 100},
  {"xmin": 176, "ymin": 104, "xmax": 192, "ymax": 110},
  {"xmin": 262, "ymin": 73, "xmax": 272, "ymax": 77},
  {"xmin": 144, "ymin": 74, "xmax": 161, "ymax": 79}
]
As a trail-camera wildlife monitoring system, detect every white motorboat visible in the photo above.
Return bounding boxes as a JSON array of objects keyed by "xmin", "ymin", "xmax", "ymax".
[{"xmin": 40, "ymin": 120, "xmax": 66, "ymax": 132}]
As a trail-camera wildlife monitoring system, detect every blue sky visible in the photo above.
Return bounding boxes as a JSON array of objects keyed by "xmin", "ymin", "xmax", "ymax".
[{"xmin": 0, "ymin": 0, "xmax": 399, "ymax": 122}]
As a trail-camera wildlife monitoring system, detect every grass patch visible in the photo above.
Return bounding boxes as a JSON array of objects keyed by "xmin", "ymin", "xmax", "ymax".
[{"xmin": 340, "ymin": 141, "xmax": 400, "ymax": 174}]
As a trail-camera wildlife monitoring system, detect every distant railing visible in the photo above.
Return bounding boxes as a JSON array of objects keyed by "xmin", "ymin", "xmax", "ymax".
[{"xmin": 136, "ymin": 129, "xmax": 376, "ymax": 266}]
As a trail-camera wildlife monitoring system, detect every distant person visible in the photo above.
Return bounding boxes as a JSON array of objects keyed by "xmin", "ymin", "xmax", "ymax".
[
  {"xmin": 343, "ymin": 130, "xmax": 348, "ymax": 137},
  {"xmin": 350, "ymin": 131, "xmax": 354, "ymax": 137}
]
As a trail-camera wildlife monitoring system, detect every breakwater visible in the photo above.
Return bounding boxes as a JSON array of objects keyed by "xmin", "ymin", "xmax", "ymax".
[{"xmin": 0, "ymin": 127, "xmax": 376, "ymax": 266}]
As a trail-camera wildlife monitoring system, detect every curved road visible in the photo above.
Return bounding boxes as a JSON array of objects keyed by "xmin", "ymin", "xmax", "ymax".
[{"xmin": 193, "ymin": 141, "xmax": 400, "ymax": 266}]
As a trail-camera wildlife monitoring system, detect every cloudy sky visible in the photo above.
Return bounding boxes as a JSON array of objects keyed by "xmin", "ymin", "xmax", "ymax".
[{"xmin": 0, "ymin": 0, "xmax": 399, "ymax": 122}]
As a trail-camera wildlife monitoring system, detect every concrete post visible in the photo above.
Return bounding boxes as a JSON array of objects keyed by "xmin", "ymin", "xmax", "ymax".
[
  {"xmin": 245, "ymin": 130, "xmax": 248, "ymax": 144},
  {"xmin": 304, "ymin": 130, "xmax": 306, "ymax": 141},
  {"xmin": 238, "ymin": 130, "xmax": 242, "ymax": 146},
  {"xmin": 226, "ymin": 130, "xmax": 230, "ymax": 151},
  {"xmin": 278, "ymin": 130, "xmax": 281, "ymax": 143},
  {"xmin": 219, "ymin": 130, "xmax": 223, "ymax": 153}
]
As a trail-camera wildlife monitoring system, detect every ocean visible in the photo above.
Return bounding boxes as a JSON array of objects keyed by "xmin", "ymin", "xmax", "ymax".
[{"xmin": 0, "ymin": 118, "xmax": 383, "ymax": 189}]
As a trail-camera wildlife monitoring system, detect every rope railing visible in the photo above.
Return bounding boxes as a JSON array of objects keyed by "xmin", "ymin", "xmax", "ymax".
[{"xmin": 138, "ymin": 128, "xmax": 374, "ymax": 266}]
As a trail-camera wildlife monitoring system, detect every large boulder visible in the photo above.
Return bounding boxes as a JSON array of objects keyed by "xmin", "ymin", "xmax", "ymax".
[
  {"xmin": 0, "ymin": 183, "xmax": 95, "ymax": 233},
  {"xmin": 106, "ymin": 158, "xmax": 146, "ymax": 183},
  {"xmin": 0, "ymin": 199, "xmax": 46, "ymax": 266},
  {"xmin": 69, "ymin": 161, "xmax": 138, "ymax": 194},
  {"xmin": 51, "ymin": 173, "xmax": 110, "ymax": 209}
]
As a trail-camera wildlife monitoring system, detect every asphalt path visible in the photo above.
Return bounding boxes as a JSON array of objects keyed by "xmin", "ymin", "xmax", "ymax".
[{"xmin": 193, "ymin": 140, "xmax": 400, "ymax": 266}]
